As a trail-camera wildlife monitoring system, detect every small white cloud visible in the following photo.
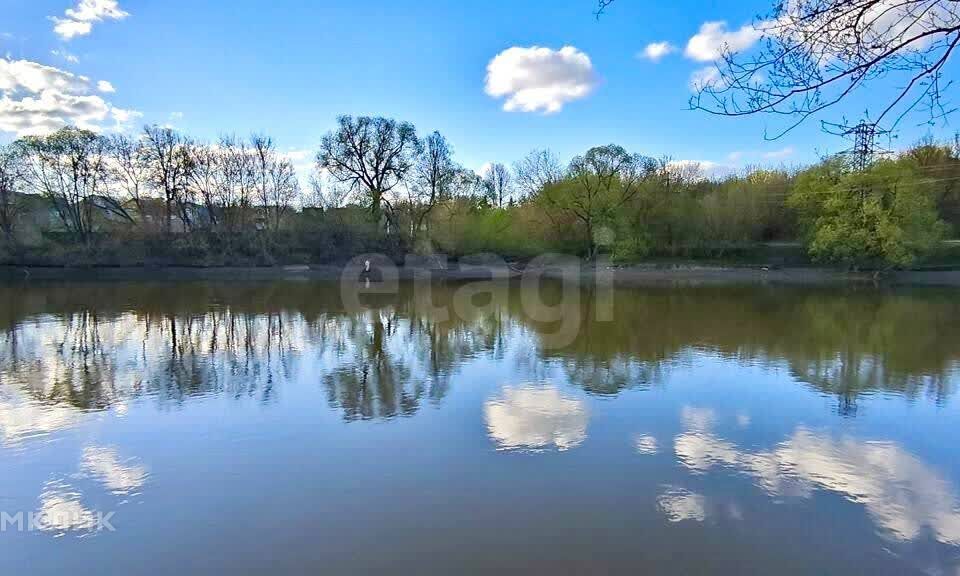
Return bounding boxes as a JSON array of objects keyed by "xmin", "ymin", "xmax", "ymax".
[
  {"xmin": 476, "ymin": 161, "xmax": 493, "ymax": 178},
  {"xmin": 763, "ymin": 146, "xmax": 794, "ymax": 160},
  {"xmin": 689, "ymin": 65, "xmax": 725, "ymax": 91},
  {"xmin": 639, "ymin": 41, "xmax": 676, "ymax": 62},
  {"xmin": 727, "ymin": 151, "xmax": 743, "ymax": 162},
  {"xmin": 485, "ymin": 45, "xmax": 598, "ymax": 114},
  {"xmin": 685, "ymin": 21, "xmax": 762, "ymax": 62},
  {"xmin": 51, "ymin": 0, "xmax": 129, "ymax": 41},
  {"xmin": 52, "ymin": 19, "xmax": 92, "ymax": 40},
  {"xmin": 51, "ymin": 49, "xmax": 79, "ymax": 63},
  {"xmin": 282, "ymin": 147, "xmax": 316, "ymax": 185},
  {"xmin": 110, "ymin": 107, "xmax": 142, "ymax": 131},
  {"xmin": 97, "ymin": 80, "xmax": 115, "ymax": 93},
  {"xmin": 161, "ymin": 111, "xmax": 183, "ymax": 129}
]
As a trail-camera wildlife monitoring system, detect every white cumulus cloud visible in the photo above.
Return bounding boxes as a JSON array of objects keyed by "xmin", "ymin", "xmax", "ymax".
[
  {"xmin": 0, "ymin": 58, "xmax": 139, "ymax": 136},
  {"xmin": 685, "ymin": 21, "xmax": 762, "ymax": 62},
  {"xmin": 485, "ymin": 45, "xmax": 598, "ymax": 114},
  {"xmin": 0, "ymin": 58, "xmax": 89, "ymax": 94},
  {"xmin": 639, "ymin": 41, "xmax": 676, "ymax": 62},
  {"xmin": 97, "ymin": 79, "xmax": 115, "ymax": 93},
  {"xmin": 51, "ymin": 0, "xmax": 129, "ymax": 41}
]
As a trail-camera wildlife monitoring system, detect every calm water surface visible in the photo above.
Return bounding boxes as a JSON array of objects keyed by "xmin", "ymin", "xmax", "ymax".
[{"xmin": 1, "ymin": 279, "xmax": 960, "ymax": 575}]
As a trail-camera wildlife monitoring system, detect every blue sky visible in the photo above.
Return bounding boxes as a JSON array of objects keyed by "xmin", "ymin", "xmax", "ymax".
[{"xmin": 2, "ymin": 0, "xmax": 958, "ymax": 175}]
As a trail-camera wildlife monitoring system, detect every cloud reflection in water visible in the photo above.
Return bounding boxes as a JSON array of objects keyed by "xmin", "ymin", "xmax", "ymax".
[
  {"xmin": 657, "ymin": 486, "xmax": 706, "ymax": 522},
  {"xmin": 672, "ymin": 405, "xmax": 960, "ymax": 544},
  {"xmin": 81, "ymin": 446, "xmax": 148, "ymax": 496},
  {"xmin": 485, "ymin": 384, "xmax": 589, "ymax": 452}
]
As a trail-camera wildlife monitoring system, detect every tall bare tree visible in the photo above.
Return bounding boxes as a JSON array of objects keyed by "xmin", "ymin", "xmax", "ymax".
[
  {"xmin": 406, "ymin": 131, "xmax": 457, "ymax": 244},
  {"xmin": 451, "ymin": 168, "xmax": 487, "ymax": 200},
  {"xmin": 266, "ymin": 159, "xmax": 299, "ymax": 232},
  {"xmin": 514, "ymin": 148, "xmax": 563, "ymax": 199},
  {"xmin": 186, "ymin": 142, "xmax": 221, "ymax": 229},
  {"xmin": 307, "ymin": 167, "xmax": 351, "ymax": 210},
  {"xmin": 317, "ymin": 116, "xmax": 421, "ymax": 226},
  {"xmin": 0, "ymin": 143, "xmax": 24, "ymax": 246},
  {"xmin": 143, "ymin": 125, "xmax": 194, "ymax": 235},
  {"xmin": 108, "ymin": 134, "xmax": 150, "ymax": 225},
  {"xmin": 214, "ymin": 134, "xmax": 256, "ymax": 235},
  {"xmin": 482, "ymin": 162, "xmax": 512, "ymax": 208},
  {"xmin": 251, "ymin": 134, "xmax": 300, "ymax": 233}
]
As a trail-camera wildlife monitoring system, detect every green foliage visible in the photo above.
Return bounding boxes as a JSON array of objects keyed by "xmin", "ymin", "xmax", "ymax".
[
  {"xmin": 537, "ymin": 145, "xmax": 653, "ymax": 257},
  {"xmin": 428, "ymin": 200, "xmax": 553, "ymax": 258},
  {"xmin": 4, "ymin": 121, "xmax": 960, "ymax": 269},
  {"xmin": 605, "ymin": 163, "xmax": 794, "ymax": 260},
  {"xmin": 790, "ymin": 158, "xmax": 947, "ymax": 269}
]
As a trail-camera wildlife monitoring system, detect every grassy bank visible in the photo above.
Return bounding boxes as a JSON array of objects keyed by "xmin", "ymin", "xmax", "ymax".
[{"xmin": 6, "ymin": 237, "xmax": 960, "ymax": 271}]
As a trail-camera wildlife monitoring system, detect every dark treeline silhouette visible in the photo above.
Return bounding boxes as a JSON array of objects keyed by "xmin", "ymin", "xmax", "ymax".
[{"xmin": 1, "ymin": 121, "xmax": 959, "ymax": 269}]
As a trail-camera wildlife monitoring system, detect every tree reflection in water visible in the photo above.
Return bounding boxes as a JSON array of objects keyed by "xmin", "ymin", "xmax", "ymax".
[{"xmin": 0, "ymin": 280, "xmax": 957, "ymax": 427}]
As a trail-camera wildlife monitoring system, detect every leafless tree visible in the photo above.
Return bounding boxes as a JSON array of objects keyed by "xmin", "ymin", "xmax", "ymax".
[
  {"xmin": 514, "ymin": 148, "xmax": 563, "ymax": 198},
  {"xmin": 214, "ymin": 135, "xmax": 256, "ymax": 235},
  {"xmin": 186, "ymin": 142, "xmax": 221, "ymax": 229},
  {"xmin": 698, "ymin": 0, "xmax": 960, "ymax": 134},
  {"xmin": 251, "ymin": 134, "xmax": 300, "ymax": 233},
  {"xmin": 108, "ymin": 134, "xmax": 151, "ymax": 225},
  {"xmin": 265, "ymin": 157, "xmax": 299, "ymax": 233},
  {"xmin": 0, "ymin": 143, "xmax": 26, "ymax": 246},
  {"xmin": 317, "ymin": 115, "xmax": 421, "ymax": 226},
  {"xmin": 251, "ymin": 134, "xmax": 276, "ymax": 229},
  {"xmin": 482, "ymin": 162, "xmax": 513, "ymax": 208},
  {"xmin": 601, "ymin": 0, "xmax": 960, "ymax": 134},
  {"xmin": 400, "ymin": 131, "xmax": 458, "ymax": 245},
  {"xmin": 143, "ymin": 125, "xmax": 194, "ymax": 234},
  {"xmin": 307, "ymin": 167, "xmax": 351, "ymax": 210}
]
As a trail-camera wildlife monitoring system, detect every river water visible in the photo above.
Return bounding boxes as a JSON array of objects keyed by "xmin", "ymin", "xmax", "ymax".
[{"xmin": 1, "ymin": 279, "xmax": 959, "ymax": 575}]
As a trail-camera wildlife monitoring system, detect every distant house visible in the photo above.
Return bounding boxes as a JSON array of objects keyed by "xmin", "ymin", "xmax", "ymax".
[
  {"xmin": 12, "ymin": 193, "xmax": 62, "ymax": 245},
  {"xmin": 11, "ymin": 193, "xmax": 291, "ymax": 242}
]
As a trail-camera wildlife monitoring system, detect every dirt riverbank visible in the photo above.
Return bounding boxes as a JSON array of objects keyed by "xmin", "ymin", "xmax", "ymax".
[{"xmin": 3, "ymin": 263, "xmax": 960, "ymax": 286}]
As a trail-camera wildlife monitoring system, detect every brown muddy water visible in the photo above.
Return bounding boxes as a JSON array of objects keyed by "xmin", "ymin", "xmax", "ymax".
[{"xmin": 1, "ymin": 279, "xmax": 959, "ymax": 575}]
